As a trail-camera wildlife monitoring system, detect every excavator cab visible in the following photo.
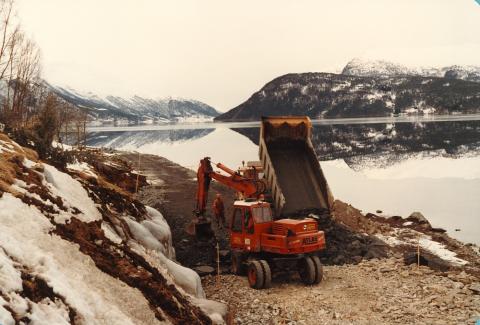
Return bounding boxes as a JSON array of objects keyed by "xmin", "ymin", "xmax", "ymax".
[{"xmin": 230, "ymin": 201, "xmax": 273, "ymax": 252}]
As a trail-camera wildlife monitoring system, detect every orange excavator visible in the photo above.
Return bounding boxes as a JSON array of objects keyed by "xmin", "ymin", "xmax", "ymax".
[{"xmin": 194, "ymin": 155, "xmax": 326, "ymax": 289}]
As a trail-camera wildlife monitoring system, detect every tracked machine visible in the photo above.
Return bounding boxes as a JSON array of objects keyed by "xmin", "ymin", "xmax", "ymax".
[{"xmin": 193, "ymin": 116, "xmax": 333, "ymax": 289}]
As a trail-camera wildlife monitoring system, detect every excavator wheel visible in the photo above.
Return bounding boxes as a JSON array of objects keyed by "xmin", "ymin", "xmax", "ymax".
[
  {"xmin": 311, "ymin": 255, "xmax": 323, "ymax": 284},
  {"xmin": 298, "ymin": 256, "xmax": 316, "ymax": 285},
  {"xmin": 259, "ymin": 260, "xmax": 272, "ymax": 289},
  {"xmin": 247, "ymin": 260, "xmax": 264, "ymax": 289},
  {"xmin": 231, "ymin": 251, "xmax": 246, "ymax": 275}
]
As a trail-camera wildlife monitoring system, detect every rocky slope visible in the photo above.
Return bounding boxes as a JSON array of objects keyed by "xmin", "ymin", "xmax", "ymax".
[
  {"xmin": 342, "ymin": 58, "xmax": 480, "ymax": 83},
  {"xmin": 0, "ymin": 134, "xmax": 226, "ymax": 324},
  {"xmin": 46, "ymin": 82, "xmax": 220, "ymax": 125}
]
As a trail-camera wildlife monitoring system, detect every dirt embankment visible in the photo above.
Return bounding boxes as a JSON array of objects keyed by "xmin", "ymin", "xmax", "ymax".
[{"xmin": 0, "ymin": 138, "xmax": 213, "ymax": 325}]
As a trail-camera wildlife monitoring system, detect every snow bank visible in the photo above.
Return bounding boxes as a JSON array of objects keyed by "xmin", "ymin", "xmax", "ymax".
[
  {"xmin": 123, "ymin": 210, "xmax": 174, "ymax": 259},
  {"xmin": 125, "ymin": 207, "xmax": 206, "ymax": 299},
  {"xmin": 1, "ymin": 136, "xmax": 224, "ymax": 323},
  {"xmin": 42, "ymin": 164, "xmax": 102, "ymax": 223},
  {"xmin": 191, "ymin": 297, "xmax": 228, "ymax": 324},
  {"xmin": 0, "ymin": 298, "xmax": 15, "ymax": 325},
  {"xmin": 0, "ymin": 193, "xmax": 162, "ymax": 324},
  {"xmin": 0, "ymin": 249, "xmax": 22, "ymax": 292}
]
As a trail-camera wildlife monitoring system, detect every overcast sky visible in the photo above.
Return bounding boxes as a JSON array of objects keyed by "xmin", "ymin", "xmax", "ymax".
[{"xmin": 17, "ymin": 0, "xmax": 480, "ymax": 111}]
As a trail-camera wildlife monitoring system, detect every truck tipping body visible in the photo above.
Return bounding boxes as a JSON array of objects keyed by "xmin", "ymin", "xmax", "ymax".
[{"xmin": 259, "ymin": 116, "xmax": 334, "ymax": 218}]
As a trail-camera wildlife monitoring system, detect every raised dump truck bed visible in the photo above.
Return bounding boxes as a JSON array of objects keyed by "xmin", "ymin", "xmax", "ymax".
[{"xmin": 259, "ymin": 116, "xmax": 334, "ymax": 218}]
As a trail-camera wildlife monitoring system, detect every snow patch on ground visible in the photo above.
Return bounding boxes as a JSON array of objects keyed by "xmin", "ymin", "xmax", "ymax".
[
  {"xmin": 67, "ymin": 161, "xmax": 97, "ymax": 178},
  {"xmin": 376, "ymin": 228, "xmax": 468, "ymax": 266},
  {"xmin": 42, "ymin": 164, "xmax": 102, "ymax": 223},
  {"xmin": 0, "ymin": 249, "xmax": 23, "ymax": 292},
  {"xmin": 0, "ymin": 139, "xmax": 15, "ymax": 153},
  {"xmin": 0, "ymin": 193, "xmax": 162, "ymax": 324}
]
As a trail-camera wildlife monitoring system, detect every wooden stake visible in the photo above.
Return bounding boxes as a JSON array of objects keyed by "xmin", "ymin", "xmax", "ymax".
[
  {"xmin": 417, "ymin": 237, "xmax": 420, "ymax": 267},
  {"xmin": 135, "ymin": 152, "xmax": 141, "ymax": 195},
  {"xmin": 216, "ymin": 241, "xmax": 220, "ymax": 285}
]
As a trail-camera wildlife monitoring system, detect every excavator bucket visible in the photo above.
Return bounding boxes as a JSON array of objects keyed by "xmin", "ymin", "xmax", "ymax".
[
  {"xmin": 259, "ymin": 116, "xmax": 334, "ymax": 218},
  {"xmin": 186, "ymin": 214, "xmax": 214, "ymax": 240}
]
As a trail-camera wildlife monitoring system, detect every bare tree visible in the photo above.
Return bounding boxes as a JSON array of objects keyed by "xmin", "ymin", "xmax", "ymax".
[
  {"xmin": 0, "ymin": 0, "xmax": 19, "ymax": 81},
  {"xmin": 0, "ymin": 0, "xmax": 42, "ymax": 131},
  {"xmin": 9, "ymin": 33, "xmax": 41, "ymax": 128}
]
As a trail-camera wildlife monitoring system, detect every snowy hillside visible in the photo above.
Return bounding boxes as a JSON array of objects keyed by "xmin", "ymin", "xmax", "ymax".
[
  {"xmin": 342, "ymin": 58, "xmax": 480, "ymax": 83},
  {"xmin": 44, "ymin": 82, "xmax": 220, "ymax": 125},
  {"xmin": 215, "ymin": 72, "xmax": 480, "ymax": 121},
  {"xmin": 0, "ymin": 134, "xmax": 225, "ymax": 324}
]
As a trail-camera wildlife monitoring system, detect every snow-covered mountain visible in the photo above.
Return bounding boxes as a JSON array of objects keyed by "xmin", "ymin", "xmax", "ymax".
[
  {"xmin": 215, "ymin": 72, "xmax": 480, "ymax": 121},
  {"xmin": 342, "ymin": 58, "xmax": 480, "ymax": 83},
  {"xmin": 45, "ymin": 82, "xmax": 220, "ymax": 125}
]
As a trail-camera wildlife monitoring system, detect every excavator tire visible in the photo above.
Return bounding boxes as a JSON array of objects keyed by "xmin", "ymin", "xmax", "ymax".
[
  {"xmin": 311, "ymin": 255, "xmax": 323, "ymax": 284},
  {"xmin": 231, "ymin": 251, "xmax": 246, "ymax": 275},
  {"xmin": 247, "ymin": 260, "xmax": 264, "ymax": 289},
  {"xmin": 298, "ymin": 256, "xmax": 316, "ymax": 285},
  {"xmin": 259, "ymin": 260, "xmax": 272, "ymax": 289}
]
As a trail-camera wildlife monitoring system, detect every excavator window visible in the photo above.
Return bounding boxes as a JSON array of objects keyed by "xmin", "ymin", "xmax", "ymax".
[
  {"xmin": 245, "ymin": 210, "xmax": 254, "ymax": 234},
  {"xmin": 252, "ymin": 206, "xmax": 272, "ymax": 223},
  {"xmin": 232, "ymin": 208, "xmax": 243, "ymax": 233}
]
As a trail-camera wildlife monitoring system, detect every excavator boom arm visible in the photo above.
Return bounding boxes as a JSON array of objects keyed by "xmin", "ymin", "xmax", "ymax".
[{"xmin": 195, "ymin": 157, "xmax": 265, "ymax": 217}]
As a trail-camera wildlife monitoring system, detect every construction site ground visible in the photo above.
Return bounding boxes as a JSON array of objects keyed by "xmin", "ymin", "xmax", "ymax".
[
  {"xmin": 203, "ymin": 257, "xmax": 480, "ymax": 324},
  {"xmin": 118, "ymin": 151, "xmax": 480, "ymax": 324},
  {"xmin": 119, "ymin": 152, "xmax": 235, "ymax": 268}
]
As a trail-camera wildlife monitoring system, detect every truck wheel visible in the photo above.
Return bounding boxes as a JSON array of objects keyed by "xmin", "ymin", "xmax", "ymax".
[
  {"xmin": 247, "ymin": 260, "xmax": 264, "ymax": 289},
  {"xmin": 259, "ymin": 260, "xmax": 272, "ymax": 289},
  {"xmin": 298, "ymin": 256, "xmax": 315, "ymax": 285},
  {"xmin": 231, "ymin": 251, "xmax": 246, "ymax": 275},
  {"xmin": 311, "ymin": 255, "xmax": 323, "ymax": 284}
]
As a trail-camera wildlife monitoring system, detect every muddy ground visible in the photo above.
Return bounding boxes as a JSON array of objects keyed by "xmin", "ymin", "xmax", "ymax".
[{"xmin": 119, "ymin": 152, "xmax": 236, "ymax": 268}]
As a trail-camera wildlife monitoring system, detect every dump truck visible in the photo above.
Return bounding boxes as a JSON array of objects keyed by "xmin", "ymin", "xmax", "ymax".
[
  {"xmin": 259, "ymin": 116, "xmax": 334, "ymax": 218},
  {"xmin": 193, "ymin": 116, "xmax": 333, "ymax": 289}
]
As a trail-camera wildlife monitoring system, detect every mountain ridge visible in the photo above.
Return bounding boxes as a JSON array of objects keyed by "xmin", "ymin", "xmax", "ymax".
[
  {"xmin": 215, "ymin": 70, "xmax": 480, "ymax": 122},
  {"xmin": 45, "ymin": 82, "xmax": 220, "ymax": 124},
  {"xmin": 342, "ymin": 58, "xmax": 480, "ymax": 83}
]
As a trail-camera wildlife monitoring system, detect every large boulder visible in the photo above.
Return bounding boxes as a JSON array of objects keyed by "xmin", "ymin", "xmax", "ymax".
[{"xmin": 407, "ymin": 212, "xmax": 431, "ymax": 229}]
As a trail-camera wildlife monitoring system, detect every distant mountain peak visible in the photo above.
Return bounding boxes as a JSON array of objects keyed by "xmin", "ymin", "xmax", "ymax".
[{"xmin": 342, "ymin": 58, "xmax": 480, "ymax": 83}]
